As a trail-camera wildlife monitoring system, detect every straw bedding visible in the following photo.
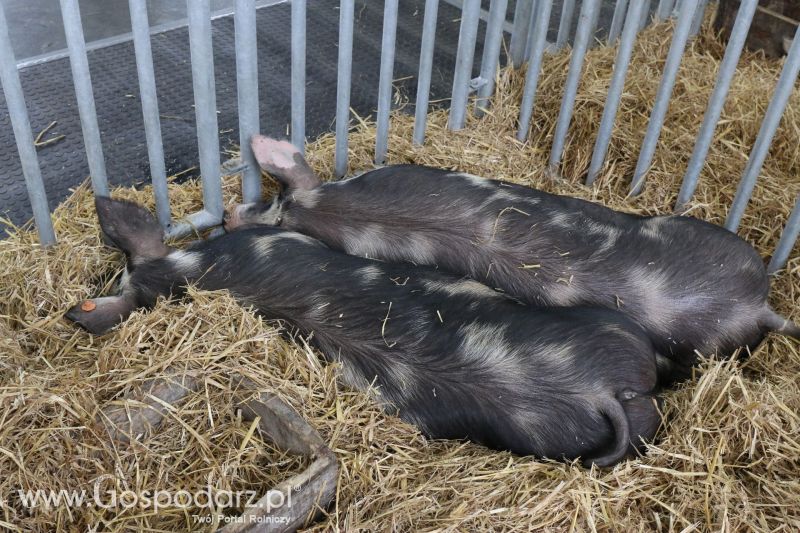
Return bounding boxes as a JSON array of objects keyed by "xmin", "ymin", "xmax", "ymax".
[{"xmin": 1, "ymin": 15, "xmax": 799, "ymax": 532}]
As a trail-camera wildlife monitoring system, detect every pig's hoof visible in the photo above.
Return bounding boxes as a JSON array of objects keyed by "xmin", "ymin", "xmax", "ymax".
[{"xmin": 251, "ymin": 135, "xmax": 300, "ymax": 172}]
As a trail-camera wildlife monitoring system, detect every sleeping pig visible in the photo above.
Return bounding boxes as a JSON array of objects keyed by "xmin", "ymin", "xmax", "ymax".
[
  {"xmin": 66, "ymin": 197, "xmax": 663, "ymax": 467},
  {"xmin": 224, "ymin": 135, "xmax": 800, "ymax": 381}
]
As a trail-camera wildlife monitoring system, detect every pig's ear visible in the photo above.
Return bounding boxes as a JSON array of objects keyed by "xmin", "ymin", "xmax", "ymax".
[
  {"xmin": 65, "ymin": 295, "xmax": 138, "ymax": 335},
  {"xmin": 95, "ymin": 196, "xmax": 171, "ymax": 260},
  {"xmin": 250, "ymin": 135, "xmax": 321, "ymax": 192}
]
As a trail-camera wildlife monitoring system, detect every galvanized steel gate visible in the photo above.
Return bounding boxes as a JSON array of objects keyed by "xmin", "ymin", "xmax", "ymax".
[{"xmin": 0, "ymin": 0, "xmax": 798, "ymax": 272}]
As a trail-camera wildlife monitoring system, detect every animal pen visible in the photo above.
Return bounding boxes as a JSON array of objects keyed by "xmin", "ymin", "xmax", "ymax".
[{"xmin": 0, "ymin": 0, "xmax": 798, "ymax": 530}]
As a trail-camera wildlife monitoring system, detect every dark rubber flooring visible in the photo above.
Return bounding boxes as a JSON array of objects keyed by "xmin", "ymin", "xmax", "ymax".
[
  {"xmin": 0, "ymin": 0, "xmax": 489, "ymax": 233},
  {"xmin": 0, "ymin": 0, "xmax": 630, "ymax": 234}
]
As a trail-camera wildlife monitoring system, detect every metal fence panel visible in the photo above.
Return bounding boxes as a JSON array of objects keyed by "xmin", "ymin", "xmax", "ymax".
[
  {"xmin": 448, "ymin": 0, "xmax": 481, "ymax": 131},
  {"xmin": 0, "ymin": 1, "xmax": 55, "ymax": 245},
  {"xmin": 549, "ymin": 0, "xmax": 601, "ymax": 173},
  {"xmin": 334, "ymin": 0, "xmax": 355, "ymax": 178},
  {"xmin": 375, "ymin": 0, "xmax": 399, "ymax": 165},
  {"xmin": 587, "ymin": 0, "xmax": 646, "ymax": 185},
  {"xmin": 676, "ymin": 0, "xmax": 758, "ymax": 211},
  {"xmin": 630, "ymin": 0, "xmax": 698, "ymax": 195},
  {"xmin": 129, "ymin": 0, "xmax": 171, "ymax": 228},
  {"xmin": 235, "ymin": 0, "xmax": 261, "ymax": 204},
  {"xmin": 59, "ymin": 0, "xmax": 109, "ymax": 197},
  {"xmin": 517, "ymin": 0, "xmax": 554, "ymax": 141},
  {"xmin": 413, "ymin": 0, "xmax": 439, "ymax": 145},
  {"xmin": 291, "ymin": 0, "xmax": 307, "ymax": 154},
  {"xmin": 726, "ymin": 25, "xmax": 800, "ymax": 232}
]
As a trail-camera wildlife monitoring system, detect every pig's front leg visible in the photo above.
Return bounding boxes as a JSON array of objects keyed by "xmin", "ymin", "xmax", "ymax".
[{"xmin": 250, "ymin": 135, "xmax": 321, "ymax": 192}]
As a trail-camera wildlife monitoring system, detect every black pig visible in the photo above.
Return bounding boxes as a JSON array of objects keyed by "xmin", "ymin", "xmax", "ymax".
[
  {"xmin": 225, "ymin": 136, "xmax": 800, "ymax": 381},
  {"xmin": 66, "ymin": 197, "xmax": 663, "ymax": 467}
]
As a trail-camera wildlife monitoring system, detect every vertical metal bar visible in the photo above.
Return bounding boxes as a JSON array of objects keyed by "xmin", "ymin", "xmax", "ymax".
[
  {"xmin": 629, "ymin": 0, "xmax": 698, "ymax": 195},
  {"xmin": 448, "ymin": 0, "xmax": 482, "ymax": 131},
  {"xmin": 548, "ymin": 0, "xmax": 601, "ymax": 173},
  {"xmin": 509, "ymin": 0, "xmax": 533, "ymax": 67},
  {"xmin": 129, "ymin": 0, "xmax": 170, "ymax": 227},
  {"xmin": 58, "ymin": 0, "xmax": 108, "ymax": 197},
  {"xmin": 516, "ymin": 0, "xmax": 553, "ymax": 141},
  {"xmin": 334, "ymin": 0, "xmax": 355, "ymax": 177},
  {"xmin": 726, "ymin": 25, "xmax": 800, "ymax": 232},
  {"xmin": 690, "ymin": 0, "xmax": 708, "ymax": 36},
  {"xmin": 187, "ymin": 0, "xmax": 223, "ymax": 219},
  {"xmin": 586, "ymin": 0, "xmax": 645, "ymax": 185},
  {"xmin": 608, "ymin": 0, "xmax": 629, "ymax": 43},
  {"xmin": 555, "ymin": 0, "xmax": 576, "ymax": 50},
  {"xmin": 413, "ymin": 0, "xmax": 439, "ymax": 145},
  {"xmin": 676, "ymin": 0, "xmax": 757, "ymax": 211},
  {"xmin": 375, "ymin": 0, "xmax": 399, "ymax": 165},
  {"xmin": 672, "ymin": 0, "xmax": 684, "ymax": 18},
  {"xmin": 235, "ymin": 0, "xmax": 261, "ymax": 203},
  {"xmin": 655, "ymin": 0, "xmax": 675, "ymax": 22},
  {"xmin": 0, "ymin": 3, "xmax": 55, "ymax": 244},
  {"xmin": 523, "ymin": 0, "xmax": 539, "ymax": 61},
  {"xmin": 639, "ymin": 0, "xmax": 652, "ymax": 31},
  {"xmin": 768, "ymin": 194, "xmax": 800, "ymax": 274},
  {"xmin": 475, "ymin": 0, "xmax": 509, "ymax": 117},
  {"xmin": 291, "ymin": 0, "xmax": 306, "ymax": 154}
]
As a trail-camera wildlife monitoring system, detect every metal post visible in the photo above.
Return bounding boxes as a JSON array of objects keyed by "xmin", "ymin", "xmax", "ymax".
[
  {"xmin": 235, "ymin": 0, "xmax": 261, "ymax": 203},
  {"xmin": 509, "ymin": 0, "xmax": 533, "ymax": 67},
  {"xmin": 639, "ymin": 0, "xmax": 652, "ymax": 31},
  {"xmin": 586, "ymin": 0, "xmax": 645, "ymax": 185},
  {"xmin": 413, "ymin": 0, "xmax": 439, "ymax": 145},
  {"xmin": 516, "ymin": 0, "xmax": 554, "ymax": 141},
  {"xmin": 334, "ymin": 0, "xmax": 355, "ymax": 178},
  {"xmin": 523, "ymin": 0, "xmax": 540, "ymax": 60},
  {"xmin": 448, "ymin": 0, "xmax": 481, "ymax": 131},
  {"xmin": 608, "ymin": 0, "xmax": 629, "ymax": 43},
  {"xmin": 672, "ymin": 0, "xmax": 684, "ymax": 18},
  {"xmin": 129, "ymin": 0, "xmax": 170, "ymax": 227},
  {"xmin": 555, "ymin": 0, "xmax": 576, "ymax": 50},
  {"xmin": 726, "ymin": 26, "xmax": 800, "ymax": 232},
  {"xmin": 676, "ymin": 0, "xmax": 757, "ymax": 211},
  {"xmin": 375, "ymin": 0, "xmax": 399, "ymax": 165},
  {"xmin": 768, "ymin": 195, "xmax": 800, "ymax": 274},
  {"xmin": 0, "ymin": 2, "xmax": 55, "ymax": 245},
  {"xmin": 690, "ymin": 0, "xmax": 709, "ymax": 36},
  {"xmin": 291, "ymin": 0, "xmax": 306, "ymax": 154},
  {"xmin": 548, "ymin": 0, "xmax": 601, "ymax": 174},
  {"xmin": 475, "ymin": 0, "xmax": 509, "ymax": 117},
  {"xmin": 187, "ymin": 0, "xmax": 223, "ymax": 219},
  {"xmin": 629, "ymin": 0, "xmax": 698, "ymax": 195},
  {"xmin": 655, "ymin": 0, "xmax": 675, "ymax": 22},
  {"xmin": 59, "ymin": 0, "xmax": 108, "ymax": 197}
]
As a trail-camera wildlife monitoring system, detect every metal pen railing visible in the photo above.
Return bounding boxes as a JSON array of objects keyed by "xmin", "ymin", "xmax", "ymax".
[{"xmin": 0, "ymin": 0, "xmax": 797, "ymax": 271}]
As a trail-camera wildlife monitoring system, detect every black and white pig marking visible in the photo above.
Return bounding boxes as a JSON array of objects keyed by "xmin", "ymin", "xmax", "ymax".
[
  {"xmin": 67, "ymin": 197, "xmax": 663, "ymax": 467},
  {"xmin": 225, "ymin": 136, "xmax": 800, "ymax": 381}
]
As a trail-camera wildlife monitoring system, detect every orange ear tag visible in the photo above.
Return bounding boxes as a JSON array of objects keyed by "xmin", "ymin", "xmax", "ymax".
[{"xmin": 81, "ymin": 300, "xmax": 97, "ymax": 312}]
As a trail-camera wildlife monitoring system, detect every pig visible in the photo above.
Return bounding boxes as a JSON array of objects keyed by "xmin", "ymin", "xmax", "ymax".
[
  {"xmin": 66, "ymin": 197, "xmax": 663, "ymax": 467},
  {"xmin": 224, "ymin": 135, "xmax": 800, "ymax": 382}
]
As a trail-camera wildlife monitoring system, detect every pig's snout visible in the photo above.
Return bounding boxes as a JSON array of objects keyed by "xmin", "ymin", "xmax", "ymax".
[{"xmin": 223, "ymin": 203, "xmax": 252, "ymax": 232}]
